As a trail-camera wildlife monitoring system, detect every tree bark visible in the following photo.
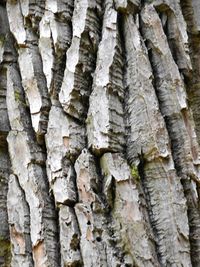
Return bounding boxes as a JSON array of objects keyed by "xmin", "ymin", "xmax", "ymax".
[{"xmin": 1, "ymin": 0, "xmax": 200, "ymax": 266}]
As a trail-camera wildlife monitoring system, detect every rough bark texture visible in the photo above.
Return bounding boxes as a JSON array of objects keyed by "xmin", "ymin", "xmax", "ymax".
[{"xmin": 1, "ymin": 0, "xmax": 200, "ymax": 266}]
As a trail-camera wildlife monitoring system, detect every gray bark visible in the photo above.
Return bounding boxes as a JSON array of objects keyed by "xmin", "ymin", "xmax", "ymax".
[{"xmin": 1, "ymin": 0, "xmax": 200, "ymax": 266}]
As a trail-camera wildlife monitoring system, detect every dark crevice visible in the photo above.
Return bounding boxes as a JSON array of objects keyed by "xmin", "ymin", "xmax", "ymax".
[
  {"xmin": 137, "ymin": 156, "xmax": 162, "ymax": 265},
  {"xmin": 0, "ymin": 4, "xmax": 15, "ymax": 265},
  {"xmin": 180, "ymin": 0, "xmax": 200, "ymax": 149},
  {"xmin": 117, "ymin": 12, "xmax": 128, "ymax": 158}
]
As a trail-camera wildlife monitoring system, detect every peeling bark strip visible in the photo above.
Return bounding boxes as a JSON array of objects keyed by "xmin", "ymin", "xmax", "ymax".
[{"xmin": 1, "ymin": 0, "xmax": 200, "ymax": 266}]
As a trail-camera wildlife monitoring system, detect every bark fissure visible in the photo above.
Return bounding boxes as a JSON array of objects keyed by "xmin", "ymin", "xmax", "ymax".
[{"xmin": 180, "ymin": 0, "xmax": 200, "ymax": 153}]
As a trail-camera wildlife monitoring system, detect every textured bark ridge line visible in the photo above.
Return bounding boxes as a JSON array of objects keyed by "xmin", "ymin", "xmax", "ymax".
[
  {"xmin": 123, "ymin": 13, "xmax": 191, "ymax": 266},
  {"xmin": 100, "ymin": 153, "xmax": 160, "ymax": 267},
  {"xmin": 180, "ymin": 0, "xmax": 200, "ymax": 149},
  {"xmin": 87, "ymin": 0, "xmax": 125, "ymax": 155},
  {"xmin": 7, "ymin": 174, "xmax": 33, "ymax": 267},
  {"xmin": 59, "ymin": 0, "xmax": 102, "ymax": 121},
  {"xmin": 6, "ymin": 0, "xmax": 50, "ymax": 143},
  {"xmin": 141, "ymin": 4, "xmax": 200, "ymax": 266},
  {"xmin": 6, "ymin": 64, "xmax": 59, "ymax": 267}
]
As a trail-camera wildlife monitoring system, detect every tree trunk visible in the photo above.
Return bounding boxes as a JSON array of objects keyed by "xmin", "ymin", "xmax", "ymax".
[{"xmin": 0, "ymin": 0, "xmax": 200, "ymax": 266}]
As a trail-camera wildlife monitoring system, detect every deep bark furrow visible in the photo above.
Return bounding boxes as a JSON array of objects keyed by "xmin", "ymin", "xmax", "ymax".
[
  {"xmin": 0, "ymin": 144, "xmax": 10, "ymax": 267},
  {"xmin": 0, "ymin": 3, "xmax": 12, "ymax": 266},
  {"xmin": 180, "ymin": 0, "xmax": 200, "ymax": 151},
  {"xmin": 114, "ymin": 0, "xmax": 141, "ymax": 13}
]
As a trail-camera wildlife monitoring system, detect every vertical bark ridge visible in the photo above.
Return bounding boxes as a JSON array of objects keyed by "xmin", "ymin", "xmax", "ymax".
[
  {"xmin": 122, "ymin": 13, "xmax": 191, "ymax": 266},
  {"xmin": 45, "ymin": 105, "xmax": 84, "ymax": 266},
  {"xmin": 6, "ymin": 63, "xmax": 60, "ymax": 267},
  {"xmin": 87, "ymin": 0, "xmax": 125, "ymax": 155},
  {"xmin": 7, "ymin": 174, "xmax": 33, "ymax": 267},
  {"xmin": 7, "ymin": 0, "xmax": 50, "ymax": 143},
  {"xmin": 141, "ymin": 4, "xmax": 200, "ymax": 265},
  {"xmin": 39, "ymin": 0, "xmax": 74, "ymax": 100},
  {"xmin": 154, "ymin": 3, "xmax": 192, "ymax": 79}
]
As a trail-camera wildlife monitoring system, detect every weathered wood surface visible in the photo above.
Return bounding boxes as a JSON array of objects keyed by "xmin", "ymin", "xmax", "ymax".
[{"xmin": 1, "ymin": 0, "xmax": 200, "ymax": 266}]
